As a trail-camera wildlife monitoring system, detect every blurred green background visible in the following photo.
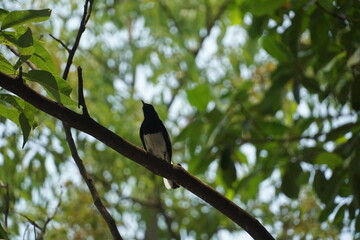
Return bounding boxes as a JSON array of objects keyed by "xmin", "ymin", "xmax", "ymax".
[{"xmin": 0, "ymin": 0, "xmax": 360, "ymax": 239}]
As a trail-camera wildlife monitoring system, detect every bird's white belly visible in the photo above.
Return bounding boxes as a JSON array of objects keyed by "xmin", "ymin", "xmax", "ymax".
[{"xmin": 143, "ymin": 133, "xmax": 168, "ymax": 161}]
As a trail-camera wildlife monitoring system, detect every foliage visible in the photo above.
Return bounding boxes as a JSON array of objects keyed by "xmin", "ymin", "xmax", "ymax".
[{"xmin": 0, "ymin": 0, "xmax": 360, "ymax": 239}]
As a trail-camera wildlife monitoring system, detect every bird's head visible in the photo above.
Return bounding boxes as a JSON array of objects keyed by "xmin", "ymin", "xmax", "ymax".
[{"xmin": 142, "ymin": 100, "xmax": 159, "ymax": 119}]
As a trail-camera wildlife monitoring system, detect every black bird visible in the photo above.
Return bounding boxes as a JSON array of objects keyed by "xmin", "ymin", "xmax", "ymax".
[{"xmin": 140, "ymin": 101, "xmax": 179, "ymax": 189}]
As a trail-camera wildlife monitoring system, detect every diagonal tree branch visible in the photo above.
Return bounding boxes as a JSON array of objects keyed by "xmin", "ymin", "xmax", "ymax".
[
  {"xmin": 64, "ymin": 125, "xmax": 122, "ymax": 239},
  {"xmin": 0, "ymin": 71, "xmax": 275, "ymax": 240},
  {"xmin": 315, "ymin": 2, "xmax": 360, "ymax": 24}
]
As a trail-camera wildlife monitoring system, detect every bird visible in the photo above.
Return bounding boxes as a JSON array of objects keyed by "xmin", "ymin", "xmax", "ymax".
[{"xmin": 140, "ymin": 100, "xmax": 179, "ymax": 189}]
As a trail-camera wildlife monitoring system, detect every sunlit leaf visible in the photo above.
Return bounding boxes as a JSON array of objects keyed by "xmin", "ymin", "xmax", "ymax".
[
  {"xmin": 187, "ymin": 84, "xmax": 211, "ymax": 111},
  {"xmin": 249, "ymin": 0, "xmax": 287, "ymax": 16},
  {"xmin": 30, "ymin": 40, "xmax": 59, "ymax": 75},
  {"xmin": 0, "ymin": 53, "xmax": 16, "ymax": 75},
  {"xmin": 17, "ymin": 27, "xmax": 33, "ymax": 48},
  {"xmin": 1, "ymin": 9, "xmax": 51, "ymax": 30},
  {"xmin": 0, "ymin": 104, "xmax": 20, "ymax": 124},
  {"xmin": 314, "ymin": 152, "xmax": 343, "ymax": 170},
  {"xmin": 23, "ymin": 70, "xmax": 75, "ymax": 105},
  {"xmin": 262, "ymin": 35, "xmax": 290, "ymax": 63},
  {"xmin": 19, "ymin": 112, "xmax": 31, "ymax": 148}
]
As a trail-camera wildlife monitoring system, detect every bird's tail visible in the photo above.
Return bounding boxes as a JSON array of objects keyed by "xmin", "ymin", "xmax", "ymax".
[{"xmin": 163, "ymin": 178, "xmax": 180, "ymax": 189}]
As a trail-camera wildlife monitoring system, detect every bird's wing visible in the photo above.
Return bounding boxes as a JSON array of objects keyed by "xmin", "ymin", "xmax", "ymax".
[
  {"xmin": 161, "ymin": 123, "xmax": 172, "ymax": 162},
  {"xmin": 139, "ymin": 123, "xmax": 147, "ymax": 151}
]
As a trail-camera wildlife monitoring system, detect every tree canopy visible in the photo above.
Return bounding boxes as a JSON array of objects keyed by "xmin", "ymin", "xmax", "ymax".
[{"xmin": 0, "ymin": 0, "xmax": 359, "ymax": 239}]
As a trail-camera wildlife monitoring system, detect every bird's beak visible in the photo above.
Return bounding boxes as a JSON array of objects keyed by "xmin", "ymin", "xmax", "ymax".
[{"xmin": 141, "ymin": 100, "xmax": 145, "ymax": 105}]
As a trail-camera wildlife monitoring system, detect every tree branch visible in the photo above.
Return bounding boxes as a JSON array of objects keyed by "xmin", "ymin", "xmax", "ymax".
[
  {"xmin": 49, "ymin": 34, "xmax": 71, "ymax": 52},
  {"xmin": 36, "ymin": 198, "xmax": 62, "ymax": 240},
  {"xmin": 77, "ymin": 66, "xmax": 89, "ymax": 116},
  {"xmin": 62, "ymin": 0, "xmax": 92, "ymax": 80},
  {"xmin": 315, "ymin": 2, "xmax": 360, "ymax": 24},
  {"xmin": 64, "ymin": 125, "xmax": 122, "ymax": 240},
  {"xmin": 55, "ymin": 1, "xmax": 123, "ymax": 239},
  {"xmin": 6, "ymin": 46, "xmax": 39, "ymax": 70},
  {"xmin": 0, "ymin": 71, "xmax": 274, "ymax": 240}
]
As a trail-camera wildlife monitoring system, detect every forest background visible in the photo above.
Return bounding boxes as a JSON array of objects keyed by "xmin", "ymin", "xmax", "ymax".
[{"xmin": 0, "ymin": 0, "xmax": 359, "ymax": 239}]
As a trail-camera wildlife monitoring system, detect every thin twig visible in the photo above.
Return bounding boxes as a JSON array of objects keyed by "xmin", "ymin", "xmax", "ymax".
[
  {"xmin": 77, "ymin": 66, "xmax": 89, "ymax": 116},
  {"xmin": 49, "ymin": 34, "xmax": 71, "ymax": 52},
  {"xmin": 19, "ymin": 214, "xmax": 42, "ymax": 230},
  {"xmin": 36, "ymin": 198, "xmax": 62, "ymax": 240},
  {"xmin": 64, "ymin": 126, "xmax": 123, "ymax": 240},
  {"xmin": 62, "ymin": 0, "xmax": 92, "ymax": 80},
  {"xmin": 58, "ymin": 0, "xmax": 122, "ymax": 239},
  {"xmin": 316, "ymin": 2, "xmax": 360, "ymax": 24},
  {"xmin": 6, "ymin": 46, "xmax": 39, "ymax": 70}
]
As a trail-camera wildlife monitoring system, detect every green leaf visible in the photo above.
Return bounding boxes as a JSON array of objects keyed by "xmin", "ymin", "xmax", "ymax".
[
  {"xmin": 249, "ymin": 0, "xmax": 287, "ymax": 16},
  {"xmin": 17, "ymin": 27, "xmax": 33, "ymax": 48},
  {"xmin": 262, "ymin": 35, "xmax": 291, "ymax": 63},
  {"xmin": 326, "ymin": 122, "xmax": 360, "ymax": 141},
  {"xmin": 260, "ymin": 120, "xmax": 288, "ymax": 137},
  {"xmin": 29, "ymin": 40, "xmax": 59, "ymax": 75},
  {"xmin": 313, "ymin": 170, "xmax": 328, "ymax": 203},
  {"xmin": 187, "ymin": 84, "xmax": 211, "ymax": 111},
  {"xmin": 333, "ymin": 204, "xmax": 346, "ymax": 229},
  {"xmin": 1, "ymin": 9, "xmax": 51, "ymax": 30},
  {"xmin": 293, "ymin": 77, "xmax": 300, "ymax": 104},
  {"xmin": 351, "ymin": 74, "xmax": 360, "ymax": 111},
  {"xmin": 0, "ymin": 94, "xmax": 24, "ymax": 111},
  {"xmin": 0, "ymin": 9, "xmax": 9, "ymax": 22},
  {"xmin": 0, "ymin": 223, "xmax": 8, "ymax": 240},
  {"xmin": 319, "ymin": 202, "xmax": 336, "ymax": 222},
  {"xmin": 356, "ymin": 212, "xmax": 360, "ymax": 235},
  {"xmin": 23, "ymin": 70, "xmax": 75, "ymax": 105},
  {"xmin": 0, "ymin": 94, "xmax": 37, "ymax": 146},
  {"xmin": 0, "ymin": 53, "xmax": 16, "ymax": 75},
  {"xmin": 0, "ymin": 104, "xmax": 20, "ymax": 124},
  {"xmin": 346, "ymin": 48, "xmax": 360, "ymax": 68},
  {"xmin": 281, "ymin": 162, "xmax": 303, "ymax": 198},
  {"xmin": 219, "ymin": 147, "xmax": 237, "ymax": 187},
  {"xmin": 19, "ymin": 112, "xmax": 31, "ymax": 148},
  {"xmin": 314, "ymin": 152, "xmax": 343, "ymax": 170},
  {"xmin": 259, "ymin": 64, "xmax": 293, "ymax": 114},
  {"xmin": 0, "ymin": 31, "xmax": 17, "ymax": 46}
]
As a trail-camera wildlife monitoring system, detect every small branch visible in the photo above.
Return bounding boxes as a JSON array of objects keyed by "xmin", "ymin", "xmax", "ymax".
[
  {"xmin": 77, "ymin": 66, "xmax": 90, "ymax": 116},
  {"xmin": 57, "ymin": 1, "xmax": 121, "ymax": 239},
  {"xmin": 6, "ymin": 46, "xmax": 39, "ymax": 70},
  {"xmin": 315, "ymin": 2, "xmax": 360, "ymax": 24},
  {"xmin": 62, "ymin": 0, "xmax": 94, "ymax": 80},
  {"xmin": 19, "ymin": 214, "xmax": 42, "ymax": 230},
  {"xmin": 36, "ymin": 198, "xmax": 62, "ymax": 240},
  {"xmin": 49, "ymin": 34, "xmax": 71, "ymax": 52},
  {"xmin": 63, "ymin": 125, "xmax": 123, "ymax": 240}
]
